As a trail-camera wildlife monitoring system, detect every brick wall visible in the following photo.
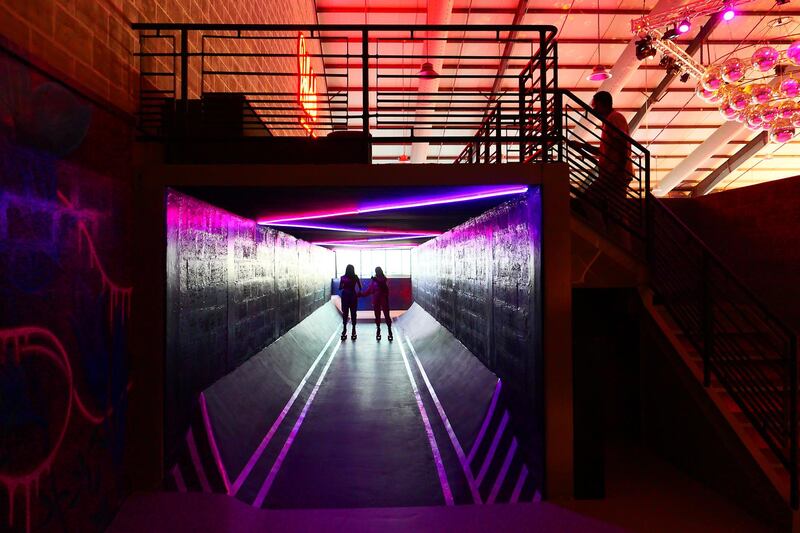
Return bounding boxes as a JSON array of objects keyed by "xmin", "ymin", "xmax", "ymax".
[
  {"xmin": 165, "ymin": 189, "xmax": 334, "ymax": 465},
  {"xmin": 0, "ymin": 0, "xmax": 320, "ymax": 116},
  {"xmin": 665, "ymin": 175, "xmax": 800, "ymax": 332},
  {"xmin": 411, "ymin": 189, "xmax": 543, "ymax": 400}
]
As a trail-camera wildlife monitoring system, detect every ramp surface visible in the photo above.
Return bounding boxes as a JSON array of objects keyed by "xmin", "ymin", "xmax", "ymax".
[{"xmin": 167, "ymin": 302, "xmax": 537, "ymax": 509}]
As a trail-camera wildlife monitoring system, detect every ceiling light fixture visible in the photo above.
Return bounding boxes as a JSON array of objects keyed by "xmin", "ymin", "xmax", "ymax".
[
  {"xmin": 587, "ymin": 0, "xmax": 612, "ymax": 82},
  {"xmin": 418, "ymin": 61, "xmax": 439, "ymax": 80},
  {"xmin": 677, "ymin": 18, "xmax": 691, "ymax": 33}
]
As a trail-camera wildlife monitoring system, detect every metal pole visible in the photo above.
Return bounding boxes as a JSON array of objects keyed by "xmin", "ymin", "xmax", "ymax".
[
  {"xmin": 518, "ymin": 74, "xmax": 526, "ymax": 163},
  {"xmin": 702, "ymin": 252, "xmax": 713, "ymax": 387},
  {"xmin": 790, "ymin": 334, "xmax": 798, "ymax": 509},
  {"xmin": 495, "ymin": 104, "xmax": 502, "ymax": 163},
  {"xmin": 180, "ymin": 29, "xmax": 189, "ymax": 114},
  {"xmin": 539, "ymin": 30, "xmax": 548, "ymax": 162},
  {"xmin": 361, "ymin": 29, "xmax": 370, "ymax": 135}
]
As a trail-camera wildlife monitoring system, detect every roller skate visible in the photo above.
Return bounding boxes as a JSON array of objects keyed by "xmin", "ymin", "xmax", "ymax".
[
  {"xmin": 376, "ymin": 327, "xmax": 382, "ymax": 341},
  {"xmin": 341, "ymin": 327, "xmax": 348, "ymax": 341},
  {"xmin": 351, "ymin": 328, "xmax": 357, "ymax": 341},
  {"xmin": 387, "ymin": 327, "xmax": 394, "ymax": 342}
]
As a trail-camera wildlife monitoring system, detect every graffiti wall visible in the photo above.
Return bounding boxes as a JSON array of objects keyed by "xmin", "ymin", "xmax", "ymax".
[{"xmin": 0, "ymin": 49, "xmax": 133, "ymax": 532}]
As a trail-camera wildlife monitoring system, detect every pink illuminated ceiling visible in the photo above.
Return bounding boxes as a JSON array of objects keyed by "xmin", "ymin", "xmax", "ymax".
[{"xmin": 313, "ymin": 0, "xmax": 800, "ymax": 194}]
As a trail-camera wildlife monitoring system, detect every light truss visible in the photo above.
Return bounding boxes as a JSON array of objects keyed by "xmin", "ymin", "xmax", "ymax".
[{"xmin": 631, "ymin": 0, "xmax": 754, "ymax": 35}]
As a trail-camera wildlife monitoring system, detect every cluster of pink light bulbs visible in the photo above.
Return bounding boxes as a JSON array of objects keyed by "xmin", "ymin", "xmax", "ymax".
[{"xmin": 696, "ymin": 41, "xmax": 800, "ymax": 143}]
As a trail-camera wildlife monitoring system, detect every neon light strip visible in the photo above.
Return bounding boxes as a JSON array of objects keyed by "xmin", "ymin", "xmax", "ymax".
[
  {"xmin": 252, "ymin": 337, "xmax": 342, "ymax": 508},
  {"xmin": 312, "ymin": 235, "xmax": 436, "ymax": 245},
  {"xmin": 475, "ymin": 412, "xmax": 509, "ymax": 486},
  {"xmin": 257, "ymin": 186, "xmax": 528, "ymax": 225},
  {"xmin": 231, "ymin": 328, "xmax": 340, "ymax": 496},
  {"xmin": 171, "ymin": 465, "xmax": 187, "ymax": 493},
  {"xmin": 405, "ymin": 335, "xmax": 482, "ymax": 504},
  {"xmin": 186, "ymin": 428, "xmax": 212, "ymax": 493},
  {"xmin": 467, "ymin": 380, "xmax": 502, "ymax": 464},
  {"xmin": 397, "ymin": 333, "xmax": 455, "ymax": 506},
  {"xmin": 488, "ymin": 438, "xmax": 517, "ymax": 504},
  {"xmin": 328, "ymin": 243, "xmax": 417, "ymax": 249},
  {"xmin": 510, "ymin": 465, "xmax": 528, "ymax": 503},
  {"xmin": 262, "ymin": 222, "xmax": 441, "ymax": 236},
  {"xmin": 199, "ymin": 392, "xmax": 231, "ymax": 494}
]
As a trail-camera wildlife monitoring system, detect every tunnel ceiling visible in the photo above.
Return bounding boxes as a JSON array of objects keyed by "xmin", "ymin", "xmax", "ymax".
[{"xmin": 178, "ymin": 186, "xmax": 523, "ymax": 246}]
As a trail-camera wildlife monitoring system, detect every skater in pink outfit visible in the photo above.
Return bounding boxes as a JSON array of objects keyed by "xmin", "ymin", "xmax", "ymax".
[{"xmin": 361, "ymin": 266, "xmax": 393, "ymax": 341}]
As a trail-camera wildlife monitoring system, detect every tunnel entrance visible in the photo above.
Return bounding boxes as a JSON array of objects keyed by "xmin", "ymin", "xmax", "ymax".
[{"xmin": 162, "ymin": 184, "xmax": 543, "ymax": 509}]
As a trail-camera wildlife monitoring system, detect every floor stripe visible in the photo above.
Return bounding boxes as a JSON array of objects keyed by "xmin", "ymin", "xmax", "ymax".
[
  {"xmin": 186, "ymin": 428, "xmax": 212, "ymax": 493},
  {"xmin": 398, "ymin": 333, "xmax": 455, "ymax": 506},
  {"xmin": 510, "ymin": 465, "xmax": 528, "ymax": 503},
  {"xmin": 476, "ymin": 412, "xmax": 509, "ymax": 486},
  {"xmin": 488, "ymin": 438, "xmax": 518, "ymax": 504},
  {"xmin": 171, "ymin": 464, "xmax": 187, "ymax": 493},
  {"xmin": 404, "ymin": 334, "xmax": 483, "ymax": 504},
  {"xmin": 199, "ymin": 392, "xmax": 231, "ymax": 494},
  {"xmin": 231, "ymin": 327, "xmax": 340, "ymax": 495},
  {"xmin": 467, "ymin": 379, "xmax": 502, "ymax": 464},
  {"xmin": 252, "ymin": 338, "xmax": 342, "ymax": 508}
]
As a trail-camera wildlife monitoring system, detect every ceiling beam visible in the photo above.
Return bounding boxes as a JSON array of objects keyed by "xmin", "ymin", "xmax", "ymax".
[
  {"xmin": 629, "ymin": 13, "xmax": 721, "ymax": 132},
  {"xmin": 690, "ymin": 131, "xmax": 769, "ymax": 196}
]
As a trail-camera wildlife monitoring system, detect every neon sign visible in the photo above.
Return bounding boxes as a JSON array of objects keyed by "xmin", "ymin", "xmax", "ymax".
[{"xmin": 297, "ymin": 33, "xmax": 318, "ymax": 136}]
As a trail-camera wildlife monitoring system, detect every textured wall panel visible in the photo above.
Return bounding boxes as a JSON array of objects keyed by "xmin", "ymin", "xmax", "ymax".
[
  {"xmin": 411, "ymin": 189, "xmax": 542, "ymax": 399},
  {"xmin": 165, "ymin": 190, "xmax": 334, "ymax": 463}
]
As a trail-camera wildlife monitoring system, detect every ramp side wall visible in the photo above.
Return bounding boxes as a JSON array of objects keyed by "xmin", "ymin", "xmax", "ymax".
[{"xmin": 165, "ymin": 188, "xmax": 335, "ymax": 466}]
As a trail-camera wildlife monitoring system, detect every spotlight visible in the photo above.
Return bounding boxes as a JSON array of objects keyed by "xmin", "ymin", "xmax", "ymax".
[
  {"xmin": 679, "ymin": 72, "xmax": 690, "ymax": 83},
  {"xmin": 776, "ymin": 0, "xmax": 790, "ymax": 5},
  {"xmin": 662, "ymin": 27, "xmax": 679, "ymax": 40},
  {"xmin": 722, "ymin": 4, "xmax": 736, "ymax": 21},
  {"xmin": 635, "ymin": 36, "xmax": 657, "ymax": 60},
  {"xmin": 677, "ymin": 18, "xmax": 691, "ymax": 33}
]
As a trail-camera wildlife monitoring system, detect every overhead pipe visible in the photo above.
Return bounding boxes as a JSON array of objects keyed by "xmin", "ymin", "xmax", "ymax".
[{"xmin": 410, "ymin": 0, "xmax": 455, "ymax": 163}]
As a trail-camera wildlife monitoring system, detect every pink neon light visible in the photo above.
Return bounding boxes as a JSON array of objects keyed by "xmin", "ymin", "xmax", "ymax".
[
  {"xmin": 230, "ymin": 328, "xmax": 340, "ymax": 496},
  {"xmin": 405, "ymin": 334, "xmax": 482, "ymax": 504},
  {"xmin": 199, "ymin": 392, "xmax": 231, "ymax": 494},
  {"xmin": 257, "ymin": 186, "xmax": 528, "ymax": 225},
  {"xmin": 253, "ymin": 336, "xmax": 343, "ymax": 508},
  {"xmin": 468, "ymin": 379, "xmax": 502, "ymax": 464},
  {"xmin": 312, "ymin": 234, "xmax": 438, "ymax": 245},
  {"xmin": 186, "ymin": 428, "xmax": 212, "ymax": 493},
  {"xmin": 510, "ymin": 465, "xmax": 528, "ymax": 503},
  {"xmin": 262, "ymin": 222, "xmax": 441, "ymax": 237},
  {"xmin": 329, "ymin": 243, "xmax": 417, "ymax": 249},
  {"xmin": 397, "ymin": 333, "xmax": 454, "ymax": 506},
  {"xmin": 476, "ymin": 411, "xmax": 509, "ymax": 485},
  {"xmin": 488, "ymin": 438, "xmax": 518, "ymax": 504}
]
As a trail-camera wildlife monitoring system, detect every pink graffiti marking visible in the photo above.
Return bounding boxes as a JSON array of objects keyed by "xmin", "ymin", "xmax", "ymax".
[
  {"xmin": 0, "ymin": 327, "xmax": 74, "ymax": 533},
  {"xmin": 56, "ymin": 190, "xmax": 133, "ymax": 326},
  {"xmin": 0, "ymin": 327, "xmax": 133, "ymax": 532}
]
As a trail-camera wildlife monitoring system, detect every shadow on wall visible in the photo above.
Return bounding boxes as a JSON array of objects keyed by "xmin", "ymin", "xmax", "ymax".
[
  {"xmin": 0, "ymin": 49, "xmax": 134, "ymax": 532},
  {"xmin": 165, "ymin": 190, "xmax": 335, "ymax": 470}
]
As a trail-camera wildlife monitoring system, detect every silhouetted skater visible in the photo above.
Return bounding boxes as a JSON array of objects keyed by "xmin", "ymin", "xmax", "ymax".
[
  {"xmin": 361, "ymin": 266, "xmax": 393, "ymax": 341},
  {"xmin": 339, "ymin": 264, "xmax": 361, "ymax": 340}
]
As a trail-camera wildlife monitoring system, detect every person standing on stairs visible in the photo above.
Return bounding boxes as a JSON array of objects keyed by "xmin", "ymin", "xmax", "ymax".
[
  {"xmin": 360, "ymin": 266, "xmax": 393, "ymax": 341},
  {"xmin": 339, "ymin": 264, "xmax": 361, "ymax": 341},
  {"xmin": 568, "ymin": 91, "xmax": 634, "ymax": 229}
]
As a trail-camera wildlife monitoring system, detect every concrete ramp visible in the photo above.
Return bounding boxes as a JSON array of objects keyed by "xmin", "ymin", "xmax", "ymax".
[{"xmin": 166, "ymin": 301, "xmax": 537, "ymax": 509}]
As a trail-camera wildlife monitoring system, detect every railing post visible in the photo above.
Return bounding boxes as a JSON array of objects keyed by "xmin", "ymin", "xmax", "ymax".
[
  {"xmin": 554, "ymin": 90, "xmax": 563, "ymax": 163},
  {"xmin": 362, "ymin": 29, "xmax": 370, "ymax": 136},
  {"xmin": 180, "ymin": 29, "xmax": 189, "ymax": 115},
  {"xmin": 702, "ymin": 252, "xmax": 713, "ymax": 387},
  {"xmin": 518, "ymin": 74, "xmax": 526, "ymax": 163},
  {"xmin": 495, "ymin": 104, "xmax": 502, "ymax": 163},
  {"xmin": 539, "ymin": 30, "xmax": 548, "ymax": 162},
  {"xmin": 790, "ymin": 334, "xmax": 798, "ymax": 509}
]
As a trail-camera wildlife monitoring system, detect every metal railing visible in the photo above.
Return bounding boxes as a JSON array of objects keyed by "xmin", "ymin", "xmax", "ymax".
[
  {"xmin": 131, "ymin": 23, "xmax": 558, "ymax": 157},
  {"xmin": 647, "ymin": 197, "xmax": 798, "ymax": 508}
]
